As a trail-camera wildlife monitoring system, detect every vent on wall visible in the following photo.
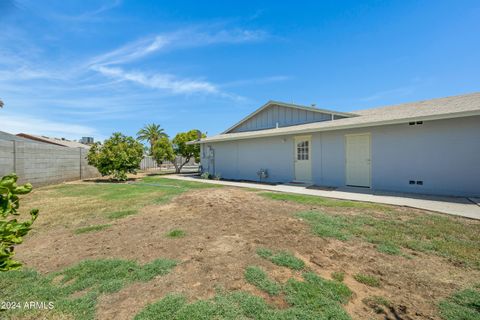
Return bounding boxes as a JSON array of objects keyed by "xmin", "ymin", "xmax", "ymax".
[
  {"xmin": 409, "ymin": 180, "xmax": 424, "ymax": 185},
  {"xmin": 409, "ymin": 121, "xmax": 424, "ymax": 126}
]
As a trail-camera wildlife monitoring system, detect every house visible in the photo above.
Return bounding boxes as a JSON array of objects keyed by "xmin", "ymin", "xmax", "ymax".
[
  {"xmin": 194, "ymin": 92, "xmax": 480, "ymax": 197},
  {"xmin": 16, "ymin": 133, "xmax": 91, "ymax": 149}
]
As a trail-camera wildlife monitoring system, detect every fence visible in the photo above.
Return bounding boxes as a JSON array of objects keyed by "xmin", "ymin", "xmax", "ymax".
[
  {"xmin": 0, "ymin": 138, "xmax": 200, "ymax": 186},
  {"xmin": 0, "ymin": 139, "xmax": 99, "ymax": 186},
  {"xmin": 140, "ymin": 155, "xmax": 200, "ymax": 173}
]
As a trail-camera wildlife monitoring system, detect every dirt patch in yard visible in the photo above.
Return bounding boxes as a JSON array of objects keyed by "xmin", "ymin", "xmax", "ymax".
[{"xmin": 16, "ymin": 187, "xmax": 480, "ymax": 320}]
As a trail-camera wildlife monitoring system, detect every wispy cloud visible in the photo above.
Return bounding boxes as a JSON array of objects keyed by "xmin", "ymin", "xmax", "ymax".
[
  {"xmin": 92, "ymin": 65, "xmax": 219, "ymax": 94},
  {"xmin": 42, "ymin": 0, "xmax": 122, "ymax": 22},
  {"xmin": 0, "ymin": 20, "xmax": 266, "ymax": 138},
  {"xmin": 89, "ymin": 27, "xmax": 267, "ymax": 67},
  {"xmin": 89, "ymin": 35, "xmax": 171, "ymax": 66},
  {"xmin": 0, "ymin": 114, "xmax": 98, "ymax": 140},
  {"xmin": 87, "ymin": 27, "xmax": 267, "ymax": 97}
]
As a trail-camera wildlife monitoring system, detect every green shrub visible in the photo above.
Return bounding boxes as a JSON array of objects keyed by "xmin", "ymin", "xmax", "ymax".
[
  {"xmin": 244, "ymin": 266, "xmax": 280, "ymax": 296},
  {"xmin": 87, "ymin": 133, "xmax": 144, "ymax": 181},
  {"xmin": 0, "ymin": 173, "xmax": 39, "ymax": 271},
  {"xmin": 354, "ymin": 273, "xmax": 381, "ymax": 287},
  {"xmin": 200, "ymin": 172, "xmax": 210, "ymax": 179}
]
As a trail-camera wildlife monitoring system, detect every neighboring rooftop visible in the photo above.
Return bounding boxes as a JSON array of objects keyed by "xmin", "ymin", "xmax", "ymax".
[
  {"xmin": 0, "ymin": 131, "xmax": 33, "ymax": 142},
  {"xmin": 16, "ymin": 133, "xmax": 91, "ymax": 149},
  {"xmin": 196, "ymin": 92, "xmax": 480, "ymax": 143}
]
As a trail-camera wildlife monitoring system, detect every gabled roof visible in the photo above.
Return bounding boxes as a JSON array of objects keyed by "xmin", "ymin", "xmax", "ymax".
[
  {"xmin": 222, "ymin": 100, "xmax": 357, "ymax": 134},
  {"xmin": 194, "ymin": 92, "xmax": 480, "ymax": 144}
]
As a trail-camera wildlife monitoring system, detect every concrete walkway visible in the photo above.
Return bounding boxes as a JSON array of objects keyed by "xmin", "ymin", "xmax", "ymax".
[{"xmin": 166, "ymin": 174, "xmax": 480, "ymax": 220}]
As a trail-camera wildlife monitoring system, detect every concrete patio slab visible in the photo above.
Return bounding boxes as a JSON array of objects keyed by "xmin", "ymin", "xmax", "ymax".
[{"xmin": 165, "ymin": 174, "xmax": 480, "ymax": 220}]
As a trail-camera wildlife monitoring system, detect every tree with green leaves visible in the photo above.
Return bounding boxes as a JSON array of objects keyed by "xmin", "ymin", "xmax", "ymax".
[
  {"xmin": 151, "ymin": 136, "xmax": 175, "ymax": 164},
  {"xmin": 1, "ymin": 173, "xmax": 39, "ymax": 271},
  {"xmin": 87, "ymin": 133, "xmax": 144, "ymax": 181},
  {"xmin": 137, "ymin": 123, "xmax": 168, "ymax": 155},
  {"xmin": 152, "ymin": 129, "xmax": 204, "ymax": 173}
]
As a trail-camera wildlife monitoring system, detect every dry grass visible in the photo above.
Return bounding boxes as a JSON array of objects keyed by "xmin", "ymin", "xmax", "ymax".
[{"xmin": 7, "ymin": 178, "xmax": 480, "ymax": 320}]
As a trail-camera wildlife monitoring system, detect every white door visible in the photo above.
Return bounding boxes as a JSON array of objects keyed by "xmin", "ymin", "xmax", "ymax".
[
  {"xmin": 345, "ymin": 133, "xmax": 371, "ymax": 187},
  {"xmin": 294, "ymin": 136, "xmax": 312, "ymax": 182}
]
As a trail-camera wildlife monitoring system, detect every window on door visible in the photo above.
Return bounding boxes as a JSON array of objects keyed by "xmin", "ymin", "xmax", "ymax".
[{"xmin": 296, "ymin": 140, "xmax": 309, "ymax": 160}]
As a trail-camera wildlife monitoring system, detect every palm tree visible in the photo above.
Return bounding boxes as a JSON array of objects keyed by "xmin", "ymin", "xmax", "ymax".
[{"xmin": 137, "ymin": 123, "xmax": 168, "ymax": 154}]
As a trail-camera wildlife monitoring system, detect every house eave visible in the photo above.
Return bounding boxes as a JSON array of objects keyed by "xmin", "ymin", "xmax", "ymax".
[{"xmin": 191, "ymin": 109, "xmax": 480, "ymax": 144}]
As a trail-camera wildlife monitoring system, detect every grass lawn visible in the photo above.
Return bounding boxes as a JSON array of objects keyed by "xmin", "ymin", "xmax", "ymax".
[
  {"xmin": 24, "ymin": 176, "xmax": 219, "ymax": 230},
  {"xmin": 1, "ymin": 175, "xmax": 479, "ymax": 319},
  {"xmin": 261, "ymin": 192, "xmax": 480, "ymax": 269}
]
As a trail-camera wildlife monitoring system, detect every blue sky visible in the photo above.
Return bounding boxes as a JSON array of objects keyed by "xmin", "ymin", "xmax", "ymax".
[{"xmin": 0, "ymin": 0, "xmax": 479, "ymax": 141}]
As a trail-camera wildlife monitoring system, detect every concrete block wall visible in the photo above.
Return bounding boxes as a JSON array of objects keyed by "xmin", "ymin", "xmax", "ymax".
[
  {"xmin": 0, "ymin": 140, "xmax": 15, "ymax": 174},
  {"xmin": 0, "ymin": 139, "xmax": 99, "ymax": 186}
]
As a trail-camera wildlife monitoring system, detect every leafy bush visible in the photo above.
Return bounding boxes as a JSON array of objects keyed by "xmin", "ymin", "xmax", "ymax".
[
  {"xmin": 213, "ymin": 173, "xmax": 221, "ymax": 180},
  {"xmin": 0, "ymin": 173, "xmax": 39, "ymax": 271},
  {"xmin": 87, "ymin": 133, "xmax": 144, "ymax": 181}
]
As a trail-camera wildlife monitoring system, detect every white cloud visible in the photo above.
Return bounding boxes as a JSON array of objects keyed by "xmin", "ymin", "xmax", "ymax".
[
  {"xmin": 31, "ymin": 0, "xmax": 122, "ymax": 22},
  {"xmin": 89, "ymin": 27, "xmax": 267, "ymax": 66},
  {"xmin": 89, "ymin": 35, "xmax": 171, "ymax": 66},
  {"xmin": 0, "ymin": 114, "xmax": 98, "ymax": 140},
  {"xmin": 93, "ymin": 65, "xmax": 219, "ymax": 94},
  {"xmin": 86, "ymin": 26, "xmax": 268, "ymax": 97}
]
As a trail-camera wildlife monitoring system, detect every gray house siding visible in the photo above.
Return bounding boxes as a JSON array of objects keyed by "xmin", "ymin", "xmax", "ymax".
[
  {"xmin": 229, "ymin": 105, "xmax": 333, "ymax": 133},
  {"xmin": 203, "ymin": 137, "xmax": 295, "ymax": 182},
  {"xmin": 202, "ymin": 115, "xmax": 480, "ymax": 197}
]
